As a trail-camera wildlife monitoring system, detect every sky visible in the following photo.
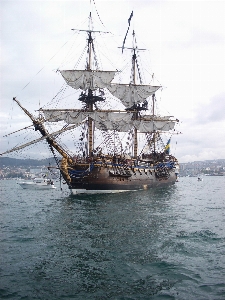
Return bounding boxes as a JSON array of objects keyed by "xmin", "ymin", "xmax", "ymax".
[{"xmin": 0, "ymin": 0, "xmax": 225, "ymax": 163}]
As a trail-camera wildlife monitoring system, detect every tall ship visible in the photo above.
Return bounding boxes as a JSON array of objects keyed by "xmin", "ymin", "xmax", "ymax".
[{"xmin": 1, "ymin": 10, "xmax": 179, "ymax": 195}]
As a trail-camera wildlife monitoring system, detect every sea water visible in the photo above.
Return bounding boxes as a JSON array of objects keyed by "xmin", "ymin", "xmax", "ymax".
[{"xmin": 0, "ymin": 177, "xmax": 224, "ymax": 299}]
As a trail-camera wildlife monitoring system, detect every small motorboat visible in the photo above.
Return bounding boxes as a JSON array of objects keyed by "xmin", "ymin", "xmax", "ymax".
[
  {"xmin": 18, "ymin": 178, "xmax": 56, "ymax": 190},
  {"xmin": 197, "ymin": 177, "xmax": 203, "ymax": 181}
]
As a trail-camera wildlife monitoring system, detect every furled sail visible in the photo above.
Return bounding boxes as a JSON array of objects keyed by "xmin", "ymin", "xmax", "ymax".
[
  {"xmin": 60, "ymin": 70, "xmax": 116, "ymax": 90},
  {"xmin": 108, "ymin": 84, "xmax": 161, "ymax": 108}
]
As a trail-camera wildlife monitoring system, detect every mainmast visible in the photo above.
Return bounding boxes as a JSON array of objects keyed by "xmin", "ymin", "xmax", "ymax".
[
  {"xmin": 74, "ymin": 12, "xmax": 109, "ymax": 157},
  {"xmin": 87, "ymin": 14, "xmax": 94, "ymax": 157}
]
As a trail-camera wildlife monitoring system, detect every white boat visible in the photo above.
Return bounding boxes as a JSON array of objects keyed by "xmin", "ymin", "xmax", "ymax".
[
  {"xmin": 197, "ymin": 177, "xmax": 203, "ymax": 181},
  {"xmin": 18, "ymin": 178, "xmax": 56, "ymax": 190}
]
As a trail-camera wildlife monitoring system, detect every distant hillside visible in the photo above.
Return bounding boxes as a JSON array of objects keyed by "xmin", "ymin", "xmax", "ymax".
[
  {"xmin": 1, "ymin": 157, "xmax": 224, "ymax": 168},
  {"xmin": 0, "ymin": 157, "xmax": 57, "ymax": 168}
]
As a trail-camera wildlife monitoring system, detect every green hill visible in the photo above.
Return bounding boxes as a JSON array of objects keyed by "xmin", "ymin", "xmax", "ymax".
[{"xmin": 0, "ymin": 157, "xmax": 57, "ymax": 168}]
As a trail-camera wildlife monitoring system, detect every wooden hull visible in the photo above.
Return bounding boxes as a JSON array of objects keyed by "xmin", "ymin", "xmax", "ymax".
[{"xmin": 66, "ymin": 163, "xmax": 177, "ymax": 195}]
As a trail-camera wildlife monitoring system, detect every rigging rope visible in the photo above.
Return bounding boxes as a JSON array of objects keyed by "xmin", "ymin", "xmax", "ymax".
[
  {"xmin": 92, "ymin": 0, "xmax": 105, "ymax": 27},
  {"xmin": 17, "ymin": 33, "xmax": 77, "ymax": 96}
]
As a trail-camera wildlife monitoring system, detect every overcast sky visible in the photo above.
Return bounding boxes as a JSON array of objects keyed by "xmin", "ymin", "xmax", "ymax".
[{"xmin": 1, "ymin": 0, "xmax": 225, "ymax": 163}]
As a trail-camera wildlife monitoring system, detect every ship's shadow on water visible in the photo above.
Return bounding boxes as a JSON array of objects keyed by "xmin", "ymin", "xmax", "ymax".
[{"xmin": 65, "ymin": 184, "xmax": 178, "ymax": 203}]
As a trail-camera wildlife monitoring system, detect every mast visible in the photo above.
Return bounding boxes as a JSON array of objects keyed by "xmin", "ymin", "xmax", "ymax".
[
  {"xmin": 122, "ymin": 30, "xmax": 147, "ymax": 158},
  {"xmin": 152, "ymin": 93, "xmax": 156, "ymax": 153},
  {"xmin": 62, "ymin": 14, "xmax": 115, "ymax": 158},
  {"xmin": 12, "ymin": 97, "xmax": 73, "ymax": 164},
  {"xmin": 87, "ymin": 17, "xmax": 94, "ymax": 157},
  {"xmin": 87, "ymin": 21, "xmax": 93, "ymax": 156},
  {"xmin": 132, "ymin": 31, "xmax": 138, "ymax": 158}
]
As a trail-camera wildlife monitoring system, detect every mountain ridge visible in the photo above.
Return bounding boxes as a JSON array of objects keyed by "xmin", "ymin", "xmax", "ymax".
[
  {"xmin": 0, "ymin": 157, "xmax": 57, "ymax": 168},
  {"xmin": 1, "ymin": 157, "xmax": 224, "ymax": 168}
]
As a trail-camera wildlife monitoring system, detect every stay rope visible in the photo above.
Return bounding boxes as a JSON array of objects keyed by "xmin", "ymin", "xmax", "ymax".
[{"xmin": 17, "ymin": 32, "xmax": 77, "ymax": 97}]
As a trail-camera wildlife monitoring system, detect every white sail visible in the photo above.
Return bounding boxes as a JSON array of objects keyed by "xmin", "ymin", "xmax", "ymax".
[
  {"xmin": 108, "ymin": 84, "xmax": 161, "ymax": 108},
  {"xmin": 42, "ymin": 110, "xmax": 133, "ymax": 132},
  {"xmin": 60, "ymin": 70, "xmax": 116, "ymax": 90},
  {"xmin": 134, "ymin": 120, "xmax": 175, "ymax": 132},
  {"xmin": 42, "ymin": 109, "xmax": 175, "ymax": 132},
  {"xmin": 43, "ymin": 110, "xmax": 85, "ymax": 125},
  {"xmin": 94, "ymin": 112, "xmax": 133, "ymax": 132}
]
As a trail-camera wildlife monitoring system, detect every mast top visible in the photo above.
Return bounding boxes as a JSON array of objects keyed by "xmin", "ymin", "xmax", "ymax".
[
  {"xmin": 71, "ymin": 29, "xmax": 110, "ymax": 34},
  {"xmin": 71, "ymin": 11, "xmax": 109, "ymax": 34},
  {"xmin": 118, "ymin": 46, "xmax": 146, "ymax": 51}
]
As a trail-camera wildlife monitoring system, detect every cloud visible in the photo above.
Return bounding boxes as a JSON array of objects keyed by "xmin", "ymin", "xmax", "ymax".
[
  {"xmin": 173, "ymin": 115, "xmax": 225, "ymax": 163},
  {"xmin": 1, "ymin": 0, "xmax": 225, "ymax": 163},
  {"xmin": 194, "ymin": 93, "xmax": 225, "ymax": 124}
]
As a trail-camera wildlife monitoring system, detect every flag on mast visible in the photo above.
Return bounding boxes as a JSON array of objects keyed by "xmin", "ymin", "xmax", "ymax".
[
  {"xmin": 164, "ymin": 138, "xmax": 171, "ymax": 154},
  {"xmin": 122, "ymin": 11, "xmax": 133, "ymax": 53}
]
